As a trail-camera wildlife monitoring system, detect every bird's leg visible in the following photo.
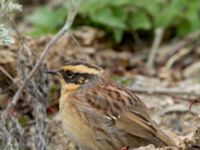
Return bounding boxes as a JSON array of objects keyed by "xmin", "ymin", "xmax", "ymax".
[
  {"xmin": 75, "ymin": 145, "xmax": 80, "ymax": 150},
  {"xmin": 119, "ymin": 146, "xmax": 129, "ymax": 150}
]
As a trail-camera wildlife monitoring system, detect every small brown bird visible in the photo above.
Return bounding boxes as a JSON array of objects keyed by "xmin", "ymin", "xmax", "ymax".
[{"xmin": 47, "ymin": 60, "xmax": 175, "ymax": 150}]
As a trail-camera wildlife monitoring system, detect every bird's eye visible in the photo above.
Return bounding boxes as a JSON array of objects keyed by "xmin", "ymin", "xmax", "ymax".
[
  {"xmin": 67, "ymin": 72, "xmax": 75, "ymax": 79},
  {"xmin": 61, "ymin": 71, "xmax": 77, "ymax": 80},
  {"xmin": 59, "ymin": 70, "xmax": 80, "ymax": 83}
]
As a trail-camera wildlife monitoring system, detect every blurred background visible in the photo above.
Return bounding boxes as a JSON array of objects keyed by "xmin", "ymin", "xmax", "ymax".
[{"xmin": 0, "ymin": 0, "xmax": 200, "ymax": 149}]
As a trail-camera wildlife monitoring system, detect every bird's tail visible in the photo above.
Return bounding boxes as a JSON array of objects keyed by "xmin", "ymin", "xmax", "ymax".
[{"xmin": 152, "ymin": 121, "xmax": 176, "ymax": 147}]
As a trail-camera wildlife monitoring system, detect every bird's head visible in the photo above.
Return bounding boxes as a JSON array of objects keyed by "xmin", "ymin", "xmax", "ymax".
[{"xmin": 47, "ymin": 60, "xmax": 104, "ymax": 92}]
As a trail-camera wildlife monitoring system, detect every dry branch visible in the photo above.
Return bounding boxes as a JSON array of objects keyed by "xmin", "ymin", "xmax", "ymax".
[{"xmin": 130, "ymin": 85, "xmax": 200, "ymax": 98}]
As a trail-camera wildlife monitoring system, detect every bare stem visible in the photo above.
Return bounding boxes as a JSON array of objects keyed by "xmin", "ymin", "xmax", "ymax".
[{"xmin": 147, "ymin": 27, "xmax": 164, "ymax": 71}]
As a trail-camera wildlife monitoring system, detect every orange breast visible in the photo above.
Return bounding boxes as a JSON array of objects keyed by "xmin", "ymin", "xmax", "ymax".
[{"xmin": 59, "ymin": 93, "xmax": 97, "ymax": 149}]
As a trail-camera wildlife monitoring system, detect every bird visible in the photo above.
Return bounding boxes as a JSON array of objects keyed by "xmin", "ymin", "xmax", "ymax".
[{"xmin": 46, "ymin": 60, "xmax": 176, "ymax": 150}]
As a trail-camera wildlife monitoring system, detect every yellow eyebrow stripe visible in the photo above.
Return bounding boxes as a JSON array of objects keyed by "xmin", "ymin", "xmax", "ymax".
[{"xmin": 61, "ymin": 65, "xmax": 103, "ymax": 74}]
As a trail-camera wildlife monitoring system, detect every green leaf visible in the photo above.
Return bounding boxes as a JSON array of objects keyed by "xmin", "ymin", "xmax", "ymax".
[
  {"xmin": 185, "ymin": 1, "xmax": 200, "ymax": 31},
  {"xmin": 132, "ymin": 0, "xmax": 161, "ymax": 17},
  {"xmin": 18, "ymin": 116, "xmax": 28, "ymax": 127},
  {"xmin": 108, "ymin": 0, "xmax": 133, "ymax": 6},
  {"xmin": 91, "ymin": 7, "xmax": 127, "ymax": 29},
  {"xmin": 113, "ymin": 29, "xmax": 123, "ymax": 43},
  {"xmin": 154, "ymin": 0, "xmax": 182, "ymax": 27},
  {"xmin": 28, "ymin": 26, "xmax": 56, "ymax": 37},
  {"xmin": 27, "ymin": 6, "xmax": 67, "ymax": 36},
  {"xmin": 111, "ymin": 75, "xmax": 135, "ymax": 86},
  {"xmin": 128, "ymin": 11, "xmax": 151, "ymax": 30},
  {"xmin": 177, "ymin": 0, "xmax": 200, "ymax": 35},
  {"xmin": 177, "ymin": 20, "xmax": 191, "ymax": 36},
  {"xmin": 79, "ymin": 0, "xmax": 100, "ymax": 13}
]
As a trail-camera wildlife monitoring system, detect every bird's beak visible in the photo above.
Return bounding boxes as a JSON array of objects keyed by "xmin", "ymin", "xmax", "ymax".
[{"xmin": 45, "ymin": 70, "xmax": 59, "ymax": 75}]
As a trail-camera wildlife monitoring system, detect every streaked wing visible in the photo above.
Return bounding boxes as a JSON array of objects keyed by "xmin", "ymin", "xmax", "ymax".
[
  {"xmin": 85, "ymin": 81, "xmax": 151, "ymax": 123},
  {"xmin": 79, "ymin": 80, "xmax": 175, "ymax": 147}
]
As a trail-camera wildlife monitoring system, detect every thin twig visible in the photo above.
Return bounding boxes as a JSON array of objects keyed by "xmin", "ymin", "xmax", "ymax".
[
  {"xmin": 0, "ymin": 78, "xmax": 22, "ymax": 94},
  {"xmin": 157, "ymin": 30, "xmax": 200, "ymax": 63},
  {"xmin": 69, "ymin": 32, "xmax": 90, "ymax": 61},
  {"xmin": 189, "ymin": 99, "xmax": 200, "ymax": 111},
  {"xmin": 165, "ymin": 48, "xmax": 192, "ymax": 70},
  {"xmin": 0, "ymin": 66, "xmax": 15, "ymax": 82},
  {"xmin": 130, "ymin": 85, "xmax": 200, "ymax": 98},
  {"xmin": 69, "ymin": 32, "xmax": 83, "ymax": 50},
  {"xmin": 10, "ymin": 0, "xmax": 81, "ymax": 107},
  {"xmin": 147, "ymin": 27, "xmax": 164, "ymax": 71}
]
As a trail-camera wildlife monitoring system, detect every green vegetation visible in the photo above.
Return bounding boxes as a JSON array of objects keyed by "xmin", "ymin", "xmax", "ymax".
[
  {"xmin": 28, "ymin": 0, "xmax": 200, "ymax": 42},
  {"xmin": 0, "ymin": 24, "xmax": 15, "ymax": 45},
  {"xmin": 111, "ymin": 75, "xmax": 135, "ymax": 86},
  {"xmin": 0, "ymin": 0, "xmax": 22, "ymax": 45},
  {"xmin": 27, "ymin": 6, "xmax": 67, "ymax": 36}
]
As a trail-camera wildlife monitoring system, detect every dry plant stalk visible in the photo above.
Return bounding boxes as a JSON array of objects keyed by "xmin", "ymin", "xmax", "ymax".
[
  {"xmin": 0, "ymin": 119, "xmax": 20, "ymax": 150},
  {"xmin": 1, "ymin": 37, "xmax": 50, "ymax": 150},
  {"xmin": 147, "ymin": 28, "xmax": 164, "ymax": 71},
  {"xmin": 17, "ymin": 43, "xmax": 50, "ymax": 149}
]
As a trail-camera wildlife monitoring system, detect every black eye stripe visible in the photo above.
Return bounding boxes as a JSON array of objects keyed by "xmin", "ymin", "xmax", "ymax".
[
  {"xmin": 61, "ymin": 71, "xmax": 75, "ymax": 80},
  {"xmin": 60, "ymin": 70, "xmax": 91, "ymax": 84}
]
